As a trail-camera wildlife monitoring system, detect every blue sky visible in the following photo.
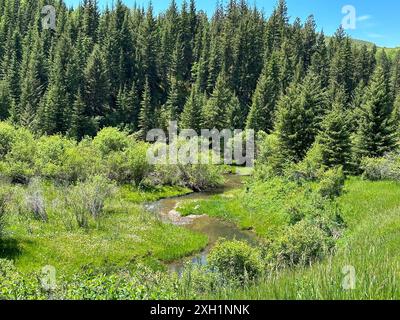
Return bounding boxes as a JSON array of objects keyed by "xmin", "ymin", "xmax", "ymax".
[{"xmin": 65, "ymin": 0, "xmax": 400, "ymax": 47}]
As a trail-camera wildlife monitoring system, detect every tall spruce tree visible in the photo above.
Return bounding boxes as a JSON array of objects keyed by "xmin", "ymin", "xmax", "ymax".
[
  {"xmin": 354, "ymin": 65, "xmax": 396, "ymax": 159},
  {"xmin": 317, "ymin": 92, "xmax": 352, "ymax": 170},
  {"xmin": 202, "ymin": 73, "xmax": 236, "ymax": 131},
  {"xmin": 139, "ymin": 78, "xmax": 154, "ymax": 138},
  {"xmin": 246, "ymin": 52, "xmax": 281, "ymax": 133},
  {"xmin": 0, "ymin": 80, "xmax": 12, "ymax": 120},
  {"xmin": 274, "ymin": 71, "xmax": 326, "ymax": 162},
  {"xmin": 83, "ymin": 44, "xmax": 110, "ymax": 126},
  {"xmin": 69, "ymin": 90, "xmax": 96, "ymax": 140},
  {"xmin": 180, "ymin": 84, "xmax": 205, "ymax": 133}
]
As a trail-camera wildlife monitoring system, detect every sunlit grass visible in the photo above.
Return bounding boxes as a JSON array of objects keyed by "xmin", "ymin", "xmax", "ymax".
[
  {"xmin": 206, "ymin": 178, "xmax": 400, "ymax": 300},
  {"xmin": 1, "ymin": 184, "xmax": 207, "ymax": 275}
]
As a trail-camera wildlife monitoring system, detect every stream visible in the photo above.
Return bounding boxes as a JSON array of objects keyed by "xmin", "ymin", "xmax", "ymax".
[{"xmin": 145, "ymin": 175, "xmax": 258, "ymax": 273}]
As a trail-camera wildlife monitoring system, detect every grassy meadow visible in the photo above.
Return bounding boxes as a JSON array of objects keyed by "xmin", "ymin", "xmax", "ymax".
[
  {"xmin": 2, "ymin": 184, "xmax": 207, "ymax": 275},
  {"xmin": 206, "ymin": 178, "xmax": 400, "ymax": 299}
]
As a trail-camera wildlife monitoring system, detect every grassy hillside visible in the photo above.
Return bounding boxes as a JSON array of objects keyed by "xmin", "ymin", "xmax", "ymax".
[{"xmin": 208, "ymin": 178, "xmax": 400, "ymax": 300}]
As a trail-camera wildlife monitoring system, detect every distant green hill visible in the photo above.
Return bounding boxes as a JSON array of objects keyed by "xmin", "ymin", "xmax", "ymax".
[
  {"xmin": 327, "ymin": 36, "xmax": 400, "ymax": 59},
  {"xmin": 350, "ymin": 38, "xmax": 400, "ymax": 58}
]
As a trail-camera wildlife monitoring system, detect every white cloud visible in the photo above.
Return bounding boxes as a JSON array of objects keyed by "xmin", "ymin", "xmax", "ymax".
[{"xmin": 357, "ymin": 15, "xmax": 372, "ymax": 22}]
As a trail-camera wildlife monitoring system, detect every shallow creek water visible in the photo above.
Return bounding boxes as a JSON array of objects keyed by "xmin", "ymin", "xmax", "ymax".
[{"xmin": 144, "ymin": 175, "xmax": 258, "ymax": 273}]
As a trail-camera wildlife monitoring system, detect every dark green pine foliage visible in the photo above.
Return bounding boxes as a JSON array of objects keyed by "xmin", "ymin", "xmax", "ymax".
[
  {"xmin": 391, "ymin": 51, "xmax": 400, "ymax": 99},
  {"xmin": 70, "ymin": 90, "xmax": 96, "ymax": 140},
  {"xmin": 138, "ymin": 4, "xmax": 159, "ymax": 102},
  {"xmin": 18, "ymin": 31, "xmax": 46, "ymax": 128},
  {"xmin": 36, "ymin": 36, "xmax": 70, "ymax": 134},
  {"xmin": 139, "ymin": 78, "xmax": 154, "ymax": 138},
  {"xmin": 158, "ymin": 0, "xmax": 179, "ymax": 98},
  {"xmin": 310, "ymin": 32, "xmax": 329, "ymax": 88},
  {"xmin": 3, "ymin": 51, "xmax": 21, "ymax": 116},
  {"xmin": 264, "ymin": 0, "xmax": 288, "ymax": 55},
  {"xmin": 0, "ymin": 0, "xmax": 398, "ymax": 145},
  {"xmin": 0, "ymin": 80, "xmax": 12, "ymax": 120},
  {"xmin": 100, "ymin": 0, "xmax": 134, "ymax": 103},
  {"xmin": 328, "ymin": 26, "xmax": 354, "ymax": 104},
  {"xmin": 317, "ymin": 93, "xmax": 352, "ymax": 171},
  {"xmin": 180, "ymin": 84, "xmax": 205, "ymax": 133},
  {"xmin": 206, "ymin": 4, "xmax": 223, "ymax": 94},
  {"xmin": 354, "ymin": 44, "xmax": 376, "ymax": 86},
  {"xmin": 202, "ymin": 73, "xmax": 237, "ymax": 131},
  {"xmin": 83, "ymin": 44, "xmax": 110, "ymax": 126},
  {"xmin": 246, "ymin": 52, "xmax": 281, "ymax": 133},
  {"xmin": 355, "ymin": 65, "xmax": 397, "ymax": 159},
  {"xmin": 37, "ymin": 72, "xmax": 68, "ymax": 135},
  {"xmin": 230, "ymin": 5, "xmax": 264, "ymax": 121},
  {"xmin": 82, "ymin": 0, "xmax": 100, "ymax": 42},
  {"xmin": 301, "ymin": 15, "xmax": 317, "ymax": 72},
  {"xmin": 274, "ymin": 71, "xmax": 326, "ymax": 162},
  {"xmin": 161, "ymin": 42, "xmax": 188, "ymax": 127},
  {"xmin": 391, "ymin": 94, "xmax": 400, "ymax": 133},
  {"xmin": 193, "ymin": 17, "xmax": 210, "ymax": 93},
  {"xmin": 114, "ymin": 82, "xmax": 140, "ymax": 131}
]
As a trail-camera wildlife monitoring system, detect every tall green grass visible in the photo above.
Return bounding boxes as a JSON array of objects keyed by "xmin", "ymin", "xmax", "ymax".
[
  {"xmin": 208, "ymin": 178, "xmax": 400, "ymax": 299},
  {"xmin": 1, "ymin": 183, "xmax": 207, "ymax": 275}
]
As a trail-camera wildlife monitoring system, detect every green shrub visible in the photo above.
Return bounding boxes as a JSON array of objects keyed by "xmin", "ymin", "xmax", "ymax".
[
  {"xmin": 317, "ymin": 166, "xmax": 345, "ymax": 199},
  {"xmin": 285, "ymin": 143, "xmax": 326, "ymax": 182},
  {"xmin": 34, "ymin": 135, "xmax": 75, "ymax": 181},
  {"xmin": 60, "ymin": 139, "xmax": 102, "ymax": 183},
  {"xmin": 254, "ymin": 132, "xmax": 288, "ymax": 180},
  {"xmin": 149, "ymin": 141, "xmax": 224, "ymax": 191},
  {"xmin": 66, "ymin": 175, "xmax": 116, "ymax": 228},
  {"xmin": 0, "ymin": 259, "xmax": 45, "ymax": 300},
  {"xmin": 208, "ymin": 240, "xmax": 264, "ymax": 282},
  {"xmin": 1, "ymin": 128, "xmax": 36, "ymax": 183},
  {"xmin": 361, "ymin": 153, "xmax": 400, "ymax": 181},
  {"xmin": 63, "ymin": 265, "xmax": 177, "ymax": 300},
  {"xmin": 179, "ymin": 264, "xmax": 229, "ymax": 299},
  {"xmin": 152, "ymin": 162, "xmax": 224, "ymax": 191},
  {"xmin": 277, "ymin": 220, "xmax": 334, "ymax": 267},
  {"xmin": 93, "ymin": 127, "xmax": 131, "ymax": 156},
  {"xmin": 0, "ymin": 122, "xmax": 16, "ymax": 158},
  {"xmin": 105, "ymin": 142, "xmax": 152, "ymax": 185}
]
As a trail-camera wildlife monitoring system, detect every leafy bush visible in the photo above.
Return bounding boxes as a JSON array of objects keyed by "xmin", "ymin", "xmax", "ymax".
[
  {"xmin": 93, "ymin": 127, "xmax": 131, "ymax": 156},
  {"xmin": 179, "ymin": 263, "xmax": 233, "ymax": 299},
  {"xmin": 0, "ymin": 260, "xmax": 177, "ymax": 300},
  {"xmin": 285, "ymin": 143, "xmax": 326, "ymax": 182},
  {"xmin": 361, "ymin": 153, "xmax": 400, "ymax": 181},
  {"xmin": 0, "ymin": 122, "xmax": 16, "ymax": 158},
  {"xmin": 60, "ymin": 138, "xmax": 102, "ymax": 183},
  {"xmin": 104, "ymin": 142, "xmax": 152, "ymax": 185},
  {"xmin": 34, "ymin": 135, "xmax": 75, "ymax": 181},
  {"xmin": 63, "ymin": 265, "xmax": 177, "ymax": 300},
  {"xmin": 277, "ymin": 220, "xmax": 334, "ymax": 267},
  {"xmin": 0, "ymin": 128, "xmax": 36, "ymax": 183},
  {"xmin": 149, "ymin": 140, "xmax": 224, "ymax": 191},
  {"xmin": 254, "ymin": 132, "xmax": 288, "ymax": 180},
  {"xmin": 208, "ymin": 240, "xmax": 264, "ymax": 282},
  {"xmin": 0, "ymin": 259, "xmax": 45, "ymax": 300},
  {"xmin": 152, "ymin": 162, "xmax": 224, "ymax": 191},
  {"xmin": 317, "ymin": 166, "xmax": 345, "ymax": 199},
  {"xmin": 66, "ymin": 175, "xmax": 116, "ymax": 228}
]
